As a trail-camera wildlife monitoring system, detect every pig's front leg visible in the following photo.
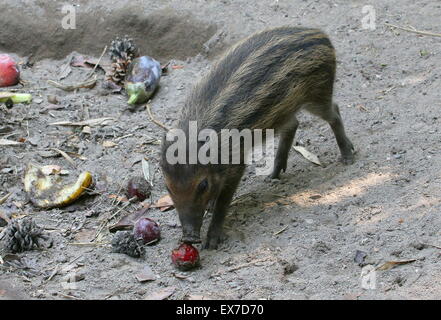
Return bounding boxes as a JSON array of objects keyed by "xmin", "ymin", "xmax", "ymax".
[{"xmin": 204, "ymin": 166, "xmax": 245, "ymax": 250}]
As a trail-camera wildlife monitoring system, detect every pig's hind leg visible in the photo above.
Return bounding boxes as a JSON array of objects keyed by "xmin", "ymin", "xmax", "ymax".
[{"xmin": 305, "ymin": 101, "xmax": 355, "ymax": 164}]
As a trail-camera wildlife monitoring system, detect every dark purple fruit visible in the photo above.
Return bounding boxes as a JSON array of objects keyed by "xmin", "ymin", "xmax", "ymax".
[
  {"xmin": 133, "ymin": 217, "xmax": 160, "ymax": 245},
  {"xmin": 127, "ymin": 176, "xmax": 151, "ymax": 201}
]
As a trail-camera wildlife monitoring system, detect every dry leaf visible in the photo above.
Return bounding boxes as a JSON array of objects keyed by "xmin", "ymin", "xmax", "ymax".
[
  {"xmin": 153, "ymin": 194, "xmax": 174, "ymax": 211},
  {"xmin": 109, "ymin": 206, "xmax": 150, "ymax": 233},
  {"xmin": 103, "ymin": 141, "xmax": 117, "ymax": 148},
  {"xmin": 0, "ymin": 138, "xmax": 22, "ymax": 146},
  {"xmin": 376, "ymin": 259, "xmax": 416, "ymax": 271},
  {"xmin": 71, "ymin": 54, "xmax": 107, "ymax": 72},
  {"xmin": 144, "ymin": 287, "xmax": 176, "ymax": 300},
  {"xmin": 141, "ymin": 158, "xmax": 152, "ymax": 186},
  {"xmin": 49, "ymin": 117, "xmax": 114, "ymax": 127},
  {"xmin": 41, "ymin": 165, "xmax": 62, "ymax": 176},
  {"xmin": 58, "ymin": 60, "xmax": 72, "ymax": 80},
  {"xmin": 343, "ymin": 292, "xmax": 362, "ymax": 300},
  {"xmin": 173, "ymin": 273, "xmax": 189, "ymax": 280},
  {"xmin": 293, "ymin": 146, "xmax": 322, "ymax": 166},
  {"xmin": 135, "ymin": 266, "xmax": 157, "ymax": 282},
  {"xmin": 47, "ymin": 77, "xmax": 97, "ymax": 92},
  {"xmin": 108, "ymin": 194, "xmax": 128, "ymax": 202},
  {"xmin": 74, "ymin": 229, "xmax": 95, "ymax": 242},
  {"xmin": 65, "ymin": 152, "xmax": 87, "ymax": 161},
  {"xmin": 186, "ymin": 294, "xmax": 210, "ymax": 300}
]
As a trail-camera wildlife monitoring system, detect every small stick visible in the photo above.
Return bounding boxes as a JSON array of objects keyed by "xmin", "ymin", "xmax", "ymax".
[
  {"xmin": 47, "ymin": 76, "xmax": 97, "ymax": 92},
  {"xmin": 45, "ymin": 264, "xmax": 60, "ymax": 282},
  {"xmin": 6, "ymin": 87, "xmax": 50, "ymax": 92},
  {"xmin": 273, "ymin": 225, "xmax": 288, "ymax": 236},
  {"xmin": 424, "ymin": 243, "xmax": 441, "ymax": 250},
  {"xmin": 84, "ymin": 45, "xmax": 108, "ymax": 80},
  {"xmin": 385, "ymin": 23, "xmax": 441, "ymax": 38},
  {"xmin": 211, "ymin": 257, "xmax": 271, "ymax": 277},
  {"xmin": 146, "ymin": 103, "xmax": 169, "ymax": 131},
  {"xmin": 58, "ymin": 292, "xmax": 82, "ymax": 300},
  {"xmin": 115, "ymin": 133, "xmax": 134, "ymax": 141},
  {"xmin": 92, "ymin": 197, "xmax": 137, "ymax": 241},
  {"xmin": 0, "ymin": 192, "xmax": 11, "ymax": 205},
  {"xmin": 51, "ymin": 148, "xmax": 77, "ymax": 168},
  {"xmin": 69, "ymin": 242, "xmax": 107, "ymax": 246},
  {"xmin": 107, "ymin": 197, "xmax": 137, "ymax": 221}
]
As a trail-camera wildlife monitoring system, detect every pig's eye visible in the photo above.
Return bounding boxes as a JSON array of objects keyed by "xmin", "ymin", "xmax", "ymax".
[{"xmin": 196, "ymin": 178, "xmax": 209, "ymax": 194}]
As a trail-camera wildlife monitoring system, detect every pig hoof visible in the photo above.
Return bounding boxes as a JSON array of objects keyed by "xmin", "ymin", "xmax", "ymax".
[
  {"xmin": 341, "ymin": 154, "xmax": 355, "ymax": 165},
  {"xmin": 268, "ymin": 162, "xmax": 287, "ymax": 180},
  {"xmin": 264, "ymin": 175, "xmax": 279, "ymax": 182},
  {"xmin": 268, "ymin": 172, "xmax": 281, "ymax": 180},
  {"xmin": 203, "ymin": 233, "xmax": 225, "ymax": 250}
]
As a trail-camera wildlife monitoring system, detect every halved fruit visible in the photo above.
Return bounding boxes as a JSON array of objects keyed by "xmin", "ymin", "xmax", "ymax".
[{"xmin": 24, "ymin": 162, "xmax": 92, "ymax": 208}]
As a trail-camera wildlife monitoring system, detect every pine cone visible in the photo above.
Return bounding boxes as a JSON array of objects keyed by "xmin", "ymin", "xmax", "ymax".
[
  {"xmin": 2, "ymin": 218, "xmax": 47, "ymax": 253},
  {"xmin": 111, "ymin": 231, "xmax": 144, "ymax": 258},
  {"xmin": 109, "ymin": 36, "xmax": 139, "ymax": 62},
  {"xmin": 106, "ymin": 59, "xmax": 129, "ymax": 85},
  {"xmin": 106, "ymin": 36, "xmax": 139, "ymax": 86}
]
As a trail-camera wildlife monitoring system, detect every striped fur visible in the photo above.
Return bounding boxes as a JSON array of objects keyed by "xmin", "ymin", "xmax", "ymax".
[
  {"xmin": 179, "ymin": 27, "xmax": 335, "ymax": 131},
  {"xmin": 160, "ymin": 26, "xmax": 354, "ymax": 248}
]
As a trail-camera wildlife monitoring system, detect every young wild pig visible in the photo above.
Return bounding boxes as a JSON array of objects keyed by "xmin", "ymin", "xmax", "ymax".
[{"xmin": 161, "ymin": 26, "xmax": 354, "ymax": 249}]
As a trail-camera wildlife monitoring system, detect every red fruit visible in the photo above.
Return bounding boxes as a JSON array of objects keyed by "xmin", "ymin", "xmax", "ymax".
[
  {"xmin": 133, "ymin": 217, "xmax": 160, "ymax": 244},
  {"xmin": 127, "ymin": 176, "xmax": 151, "ymax": 201},
  {"xmin": 171, "ymin": 243, "xmax": 200, "ymax": 271},
  {"xmin": 0, "ymin": 54, "xmax": 20, "ymax": 87}
]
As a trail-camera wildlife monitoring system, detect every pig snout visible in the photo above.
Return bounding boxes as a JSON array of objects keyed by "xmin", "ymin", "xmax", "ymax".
[
  {"xmin": 179, "ymin": 212, "xmax": 203, "ymax": 244},
  {"xmin": 181, "ymin": 224, "xmax": 202, "ymax": 243}
]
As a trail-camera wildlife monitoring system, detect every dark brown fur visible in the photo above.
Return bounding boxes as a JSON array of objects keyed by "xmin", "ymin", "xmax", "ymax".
[{"xmin": 161, "ymin": 26, "xmax": 354, "ymax": 249}]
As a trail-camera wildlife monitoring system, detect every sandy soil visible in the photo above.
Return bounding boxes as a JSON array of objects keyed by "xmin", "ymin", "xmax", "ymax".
[{"xmin": 1, "ymin": 0, "xmax": 441, "ymax": 300}]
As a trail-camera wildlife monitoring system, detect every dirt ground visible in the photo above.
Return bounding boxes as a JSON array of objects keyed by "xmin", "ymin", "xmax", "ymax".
[{"xmin": 1, "ymin": 0, "xmax": 441, "ymax": 300}]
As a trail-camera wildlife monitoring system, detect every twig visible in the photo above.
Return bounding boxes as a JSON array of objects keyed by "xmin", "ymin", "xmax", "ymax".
[
  {"xmin": 146, "ymin": 103, "xmax": 169, "ymax": 131},
  {"xmin": 230, "ymin": 193, "xmax": 253, "ymax": 206},
  {"xmin": 45, "ymin": 264, "xmax": 60, "ymax": 282},
  {"xmin": 92, "ymin": 197, "xmax": 137, "ymax": 241},
  {"xmin": 47, "ymin": 76, "xmax": 97, "ymax": 92},
  {"xmin": 84, "ymin": 46, "xmax": 107, "ymax": 80},
  {"xmin": 211, "ymin": 257, "xmax": 272, "ymax": 277},
  {"xmin": 0, "ymin": 192, "xmax": 11, "ymax": 205},
  {"xmin": 50, "ymin": 148, "xmax": 77, "ymax": 168},
  {"xmin": 115, "ymin": 134, "xmax": 134, "ymax": 141},
  {"xmin": 5, "ymin": 87, "xmax": 49, "ymax": 92},
  {"xmin": 67, "ymin": 255, "xmax": 83, "ymax": 266},
  {"xmin": 385, "ymin": 23, "xmax": 441, "ymax": 38},
  {"xmin": 69, "ymin": 242, "xmax": 107, "ymax": 246},
  {"xmin": 58, "ymin": 292, "xmax": 82, "ymax": 300},
  {"xmin": 273, "ymin": 225, "xmax": 288, "ymax": 236},
  {"xmin": 108, "ymin": 197, "xmax": 137, "ymax": 221},
  {"xmin": 424, "ymin": 243, "xmax": 441, "ymax": 250}
]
